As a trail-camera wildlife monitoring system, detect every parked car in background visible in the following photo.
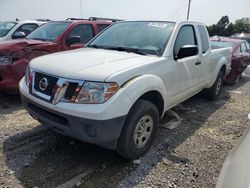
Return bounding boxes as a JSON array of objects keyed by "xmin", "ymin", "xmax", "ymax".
[
  {"xmin": 20, "ymin": 20, "xmax": 231, "ymax": 159},
  {"xmin": 231, "ymin": 33, "xmax": 250, "ymax": 44},
  {"xmin": 0, "ymin": 18, "xmax": 113, "ymax": 91},
  {"xmin": 210, "ymin": 37, "xmax": 250, "ymax": 85},
  {"xmin": 0, "ymin": 20, "xmax": 47, "ymax": 41}
]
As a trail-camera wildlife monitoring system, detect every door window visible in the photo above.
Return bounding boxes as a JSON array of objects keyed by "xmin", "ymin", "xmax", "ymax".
[
  {"xmin": 244, "ymin": 42, "xmax": 249, "ymax": 51},
  {"xmin": 174, "ymin": 25, "xmax": 197, "ymax": 57},
  {"xmin": 240, "ymin": 42, "xmax": 247, "ymax": 53},
  {"xmin": 67, "ymin": 24, "xmax": 94, "ymax": 44},
  {"xmin": 13, "ymin": 23, "xmax": 39, "ymax": 36}
]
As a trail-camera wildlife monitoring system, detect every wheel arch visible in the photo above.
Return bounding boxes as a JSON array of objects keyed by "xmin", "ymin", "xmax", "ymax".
[
  {"xmin": 137, "ymin": 90, "xmax": 165, "ymax": 118},
  {"xmin": 122, "ymin": 74, "xmax": 167, "ymax": 118}
]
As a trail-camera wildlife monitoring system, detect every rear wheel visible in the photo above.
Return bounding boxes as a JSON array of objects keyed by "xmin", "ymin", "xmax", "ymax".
[
  {"xmin": 116, "ymin": 99, "xmax": 159, "ymax": 160},
  {"xmin": 204, "ymin": 71, "xmax": 223, "ymax": 100}
]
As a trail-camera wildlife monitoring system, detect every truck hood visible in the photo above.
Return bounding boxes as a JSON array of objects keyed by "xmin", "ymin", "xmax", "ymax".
[
  {"xmin": 30, "ymin": 48, "xmax": 160, "ymax": 82},
  {"xmin": 0, "ymin": 39, "xmax": 53, "ymax": 54}
]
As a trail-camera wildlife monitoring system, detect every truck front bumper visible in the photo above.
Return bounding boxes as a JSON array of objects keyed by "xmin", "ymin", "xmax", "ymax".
[{"xmin": 21, "ymin": 93, "xmax": 126, "ymax": 149}]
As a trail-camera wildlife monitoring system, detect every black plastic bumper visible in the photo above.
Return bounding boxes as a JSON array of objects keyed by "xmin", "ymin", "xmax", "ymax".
[{"xmin": 21, "ymin": 93, "xmax": 126, "ymax": 149}]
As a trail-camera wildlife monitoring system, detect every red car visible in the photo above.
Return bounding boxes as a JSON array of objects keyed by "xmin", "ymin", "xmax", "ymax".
[
  {"xmin": 210, "ymin": 37, "xmax": 250, "ymax": 85},
  {"xmin": 0, "ymin": 18, "xmax": 112, "ymax": 91}
]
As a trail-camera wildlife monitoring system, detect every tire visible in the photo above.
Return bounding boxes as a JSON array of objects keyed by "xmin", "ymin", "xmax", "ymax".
[
  {"xmin": 116, "ymin": 99, "xmax": 159, "ymax": 160},
  {"xmin": 204, "ymin": 71, "xmax": 224, "ymax": 100}
]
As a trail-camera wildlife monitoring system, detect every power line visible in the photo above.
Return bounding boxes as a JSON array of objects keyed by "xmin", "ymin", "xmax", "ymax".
[
  {"xmin": 170, "ymin": 0, "xmax": 187, "ymax": 19},
  {"xmin": 170, "ymin": 0, "xmax": 192, "ymax": 20},
  {"xmin": 169, "ymin": 0, "xmax": 184, "ymax": 18},
  {"xmin": 174, "ymin": 4, "xmax": 187, "ymax": 19}
]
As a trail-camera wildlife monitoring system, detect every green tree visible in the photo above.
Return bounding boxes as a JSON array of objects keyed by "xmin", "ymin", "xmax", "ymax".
[
  {"xmin": 217, "ymin": 16, "xmax": 230, "ymax": 28},
  {"xmin": 225, "ymin": 23, "xmax": 234, "ymax": 36},
  {"xmin": 207, "ymin": 16, "xmax": 250, "ymax": 37},
  {"xmin": 207, "ymin": 16, "xmax": 230, "ymax": 36},
  {"xmin": 233, "ymin": 18, "xmax": 250, "ymax": 33}
]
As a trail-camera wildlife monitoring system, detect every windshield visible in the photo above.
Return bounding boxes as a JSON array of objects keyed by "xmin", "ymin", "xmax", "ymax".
[
  {"xmin": 88, "ymin": 21, "xmax": 175, "ymax": 56},
  {"xmin": 0, "ymin": 22, "xmax": 17, "ymax": 37},
  {"xmin": 26, "ymin": 22, "xmax": 70, "ymax": 42},
  {"xmin": 210, "ymin": 40, "xmax": 235, "ymax": 49}
]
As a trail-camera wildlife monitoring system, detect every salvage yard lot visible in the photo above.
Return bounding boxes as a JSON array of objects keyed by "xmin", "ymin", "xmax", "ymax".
[{"xmin": 0, "ymin": 77, "xmax": 250, "ymax": 188}]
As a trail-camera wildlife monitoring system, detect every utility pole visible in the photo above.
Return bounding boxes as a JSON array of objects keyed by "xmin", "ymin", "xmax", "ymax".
[
  {"xmin": 80, "ymin": 0, "xmax": 83, "ymax": 18},
  {"xmin": 187, "ymin": 0, "xmax": 191, "ymax": 20}
]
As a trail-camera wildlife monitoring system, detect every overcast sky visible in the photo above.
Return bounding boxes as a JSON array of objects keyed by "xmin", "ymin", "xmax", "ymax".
[{"xmin": 0, "ymin": 0, "xmax": 249, "ymax": 25}]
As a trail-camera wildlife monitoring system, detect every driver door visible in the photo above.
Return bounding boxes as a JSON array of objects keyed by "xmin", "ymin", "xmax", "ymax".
[{"xmin": 174, "ymin": 25, "xmax": 201, "ymax": 99}]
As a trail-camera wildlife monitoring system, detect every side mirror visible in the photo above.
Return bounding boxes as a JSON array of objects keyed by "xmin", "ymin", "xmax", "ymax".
[
  {"xmin": 175, "ymin": 45, "xmax": 198, "ymax": 60},
  {"xmin": 12, "ymin": 31, "xmax": 26, "ymax": 39},
  {"xmin": 66, "ymin": 36, "xmax": 81, "ymax": 46}
]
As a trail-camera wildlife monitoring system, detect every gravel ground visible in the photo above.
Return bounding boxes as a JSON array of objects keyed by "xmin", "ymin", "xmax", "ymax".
[{"xmin": 0, "ymin": 76, "xmax": 249, "ymax": 188}]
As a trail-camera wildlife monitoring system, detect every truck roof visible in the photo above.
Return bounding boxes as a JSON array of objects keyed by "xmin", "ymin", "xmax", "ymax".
[
  {"xmin": 97, "ymin": 19, "xmax": 205, "ymax": 26},
  {"xmin": 67, "ymin": 19, "xmax": 116, "ymax": 24}
]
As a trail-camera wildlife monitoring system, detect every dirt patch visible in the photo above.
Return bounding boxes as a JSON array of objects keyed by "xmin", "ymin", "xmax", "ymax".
[{"xmin": 0, "ymin": 76, "xmax": 249, "ymax": 188}]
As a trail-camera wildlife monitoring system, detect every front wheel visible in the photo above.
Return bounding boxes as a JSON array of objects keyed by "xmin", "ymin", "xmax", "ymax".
[
  {"xmin": 116, "ymin": 99, "xmax": 159, "ymax": 160},
  {"xmin": 204, "ymin": 71, "xmax": 224, "ymax": 100}
]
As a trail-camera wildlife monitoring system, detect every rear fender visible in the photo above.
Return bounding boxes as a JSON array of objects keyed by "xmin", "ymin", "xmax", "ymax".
[{"xmin": 208, "ymin": 57, "xmax": 228, "ymax": 88}]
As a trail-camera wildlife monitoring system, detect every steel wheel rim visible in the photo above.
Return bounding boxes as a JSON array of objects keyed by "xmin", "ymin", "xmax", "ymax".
[
  {"xmin": 133, "ymin": 115, "xmax": 154, "ymax": 148},
  {"xmin": 216, "ymin": 78, "xmax": 222, "ymax": 95}
]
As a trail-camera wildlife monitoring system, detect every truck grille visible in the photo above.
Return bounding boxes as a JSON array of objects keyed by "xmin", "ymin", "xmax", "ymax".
[
  {"xmin": 34, "ymin": 72, "xmax": 58, "ymax": 96},
  {"xmin": 31, "ymin": 71, "xmax": 84, "ymax": 104},
  {"xmin": 64, "ymin": 82, "xmax": 79, "ymax": 100}
]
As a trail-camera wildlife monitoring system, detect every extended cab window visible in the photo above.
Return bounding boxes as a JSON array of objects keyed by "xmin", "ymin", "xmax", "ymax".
[
  {"xmin": 13, "ymin": 23, "xmax": 39, "ymax": 37},
  {"xmin": 174, "ymin": 25, "xmax": 197, "ymax": 57},
  {"xmin": 68, "ymin": 24, "xmax": 94, "ymax": 44},
  {"xmin": 97, "ymin": 24, "xmax": 110, "ymax": 32},
  {"xmin": 198, "ymin": 25, "xmax": 209, "ymax": 53}
]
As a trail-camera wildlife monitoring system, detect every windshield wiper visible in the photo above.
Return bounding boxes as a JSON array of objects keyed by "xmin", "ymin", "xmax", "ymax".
[
  {"xmin": 88, "ymin": 44, "xmax": 107, "ymax": 49},
  {"xmin": 106, "ymin": 47, "xmax": 147, "ymax": 56}
]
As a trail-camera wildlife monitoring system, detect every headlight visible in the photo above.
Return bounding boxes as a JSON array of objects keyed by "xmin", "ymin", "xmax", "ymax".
[
  {"xmin": 75, "ymin": 82, "xmax": 119, "ymax": 104},
  {"xmin": 0, "ymin": 55, "xmax": 13, "ymax": 65},
  {"xmin": 25, "ymin": 66, "xmax": 30, "ymax": 86},
  {"xmin": 24, "ymin": 66, "xmax": 33, "ymax": 87}
]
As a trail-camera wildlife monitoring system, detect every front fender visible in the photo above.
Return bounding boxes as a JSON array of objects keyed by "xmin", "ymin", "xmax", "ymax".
[{"xmin": 122, "ymin": 74, "xmax": 167, "ymax": 115}]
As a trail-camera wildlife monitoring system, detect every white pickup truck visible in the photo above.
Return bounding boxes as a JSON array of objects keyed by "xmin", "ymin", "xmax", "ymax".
[{"xmin": 19, "ymin": 20, "xmax": 232, "ymax": 159}]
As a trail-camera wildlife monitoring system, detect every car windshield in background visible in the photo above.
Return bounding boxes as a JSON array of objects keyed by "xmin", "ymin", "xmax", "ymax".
[
  {"xmin": 0, "ymin": 22, "xmax": 17, "ymax": 37},
  {"xmin": 210, "ymin": 40, "xmax": 235, "ymax": 49},
  {"xmin": 88, "ymin": 21, "xmax": 176, "ymax": 56},
  {"xmin": 26, "ymin": 22, "xmax": 70, "ymax": 42}
]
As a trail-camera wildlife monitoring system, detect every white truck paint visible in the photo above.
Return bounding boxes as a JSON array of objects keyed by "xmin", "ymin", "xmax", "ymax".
[{"xmin": 19, "ymin": 20, "xmax": 232, "ymax": 159}]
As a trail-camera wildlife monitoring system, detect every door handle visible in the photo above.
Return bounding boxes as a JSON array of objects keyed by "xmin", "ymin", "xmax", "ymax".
[{"xmin": 195, "ymin": 61, "xmax": 201, "ymax": 65}]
